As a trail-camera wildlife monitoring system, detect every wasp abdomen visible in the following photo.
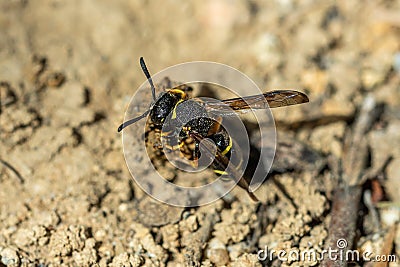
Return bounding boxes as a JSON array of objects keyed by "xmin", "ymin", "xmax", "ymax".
[{"xmin": 208, "ymin": 131, "xmax": 234, "ymax": 177}]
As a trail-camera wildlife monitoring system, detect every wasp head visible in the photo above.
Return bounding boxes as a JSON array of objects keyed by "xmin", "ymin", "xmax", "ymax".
[{"xmin": 150, "ymin": 91, "xmax": 184, "ymax": 126}]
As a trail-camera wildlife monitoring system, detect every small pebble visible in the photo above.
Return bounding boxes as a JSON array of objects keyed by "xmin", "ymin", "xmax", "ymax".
[{"xmin": 1, "ymin": 248, "xmax": 20, "ymax": 265}]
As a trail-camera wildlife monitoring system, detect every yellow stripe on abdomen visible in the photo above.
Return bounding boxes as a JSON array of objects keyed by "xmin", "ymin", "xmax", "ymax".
[
  {"xmin": 221, "ymin": 137, "xmax": 232, "ymax": 156},
  {"xmin": 214, "ymin": 170, "xmax": 228, "ymax": 176}
]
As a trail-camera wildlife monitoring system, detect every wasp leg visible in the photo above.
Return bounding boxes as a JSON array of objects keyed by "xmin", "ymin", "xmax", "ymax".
[
  {"xmin": 160, "ymin": 77, "xmax": 172, "ymax": 91},
  {"xmin": 173, "ymin": 83, "xmax": 194, "ymax": 96},
  {"xmin": 161, "ymin": 138, "xmax": 183, "ymax": 152},
  {"xmin": 159, "ymin": 130, "xmax": 198, "ymax": 168},
  {"xmin": 189, "ymin": 116, "xmax": 223, "ymax": 168},
  {"xmin": 190, "ymin": 141, "xmax": 199, "ymax": 168},
  {"xmin": 183, "ymin": 84, "xmax": 194, "ymax": 95}
]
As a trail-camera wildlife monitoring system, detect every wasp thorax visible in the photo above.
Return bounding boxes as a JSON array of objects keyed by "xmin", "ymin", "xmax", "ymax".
[
  {"xmin": 174, "ymin": 100, "xmax": 207, "ymax": 124},
  {"xmin": 172, "ymin": 100, "xmax": 213, "ymax": 137}
]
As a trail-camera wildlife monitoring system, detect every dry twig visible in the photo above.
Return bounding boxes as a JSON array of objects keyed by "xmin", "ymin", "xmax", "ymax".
[
  {"xmin": 322, "ymin": 95, "xmax": 382, "ymax": 267},
  {"xmin": 0, "ymin": 158, "xmax": 25, "ymax": 184}
]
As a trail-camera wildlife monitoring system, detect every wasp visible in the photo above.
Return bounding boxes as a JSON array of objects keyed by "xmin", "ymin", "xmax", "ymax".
[{"xmin": 118, "ymin": 57, "xmax": 309, "ymax": 202}]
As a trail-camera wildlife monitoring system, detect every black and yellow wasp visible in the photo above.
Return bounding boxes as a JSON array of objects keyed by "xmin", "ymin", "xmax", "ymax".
[{"xmin": 118, "ymin": 57, "xmax": 309, "ymax": 201}]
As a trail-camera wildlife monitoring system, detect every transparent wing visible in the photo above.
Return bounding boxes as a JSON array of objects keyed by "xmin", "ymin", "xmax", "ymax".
[{"xmin": 203, "ymin": 90, "xmax": 309, "ymax": 115}]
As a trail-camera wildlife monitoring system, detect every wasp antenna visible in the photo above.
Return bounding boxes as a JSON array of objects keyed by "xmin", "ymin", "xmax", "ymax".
[
  {"xmin": 118, "ymin": 109, "xmax": 150, "ymax": 132},
  {"xmin": 140, "ymin": 57, "xmax": 156, "ymax": 101}
]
